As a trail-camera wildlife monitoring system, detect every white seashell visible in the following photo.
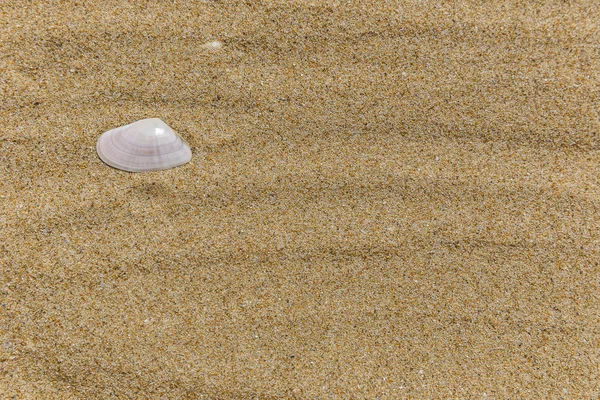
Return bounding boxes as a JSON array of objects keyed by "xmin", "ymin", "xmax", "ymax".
[{"xmin": 96, "ymin": 118, "xmax": 192, "ymax": 172}]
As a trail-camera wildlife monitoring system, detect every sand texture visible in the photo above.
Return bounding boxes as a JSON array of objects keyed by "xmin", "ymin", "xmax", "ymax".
[{"xmin": 1, "ymin": 1, "xmax": 599, "ymax": 398}]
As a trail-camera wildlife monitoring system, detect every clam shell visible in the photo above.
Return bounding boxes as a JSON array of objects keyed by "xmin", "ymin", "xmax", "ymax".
[{"xmin": 96, "ymin": 118, "xmax": 192, "ymax": 172}]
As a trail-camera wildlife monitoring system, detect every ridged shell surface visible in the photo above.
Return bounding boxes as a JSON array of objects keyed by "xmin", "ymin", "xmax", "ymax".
[{"xmin": 96, "ymin": 118, "xmax": 192, "ymax": 172}]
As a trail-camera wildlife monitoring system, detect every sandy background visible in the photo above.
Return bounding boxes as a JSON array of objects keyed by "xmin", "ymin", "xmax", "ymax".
[{"xmin": 1, "ymin": 0, "xmax": 599, "ymax": 398}]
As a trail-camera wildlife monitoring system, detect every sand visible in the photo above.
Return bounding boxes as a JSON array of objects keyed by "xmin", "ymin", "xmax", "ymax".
[{"xmin": 1, "ymin": 1, "xmax": 599, "ymax": 398}]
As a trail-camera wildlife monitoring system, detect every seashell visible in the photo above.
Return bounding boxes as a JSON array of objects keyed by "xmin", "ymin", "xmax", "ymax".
[{"xmin": 96, "ymin": 118, "xmax": 192, "ymax": 172}]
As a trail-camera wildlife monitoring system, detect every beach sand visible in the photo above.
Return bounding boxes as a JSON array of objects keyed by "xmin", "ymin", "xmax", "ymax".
[{"xmin": 1, "ymin": 1, "xmax": 599, "ymax": 398}]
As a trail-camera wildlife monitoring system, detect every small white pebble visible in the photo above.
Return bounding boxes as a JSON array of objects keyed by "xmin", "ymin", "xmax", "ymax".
[{"xmin": 202, "ymin": 40, "xmax": 223, "ymax": 50}]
